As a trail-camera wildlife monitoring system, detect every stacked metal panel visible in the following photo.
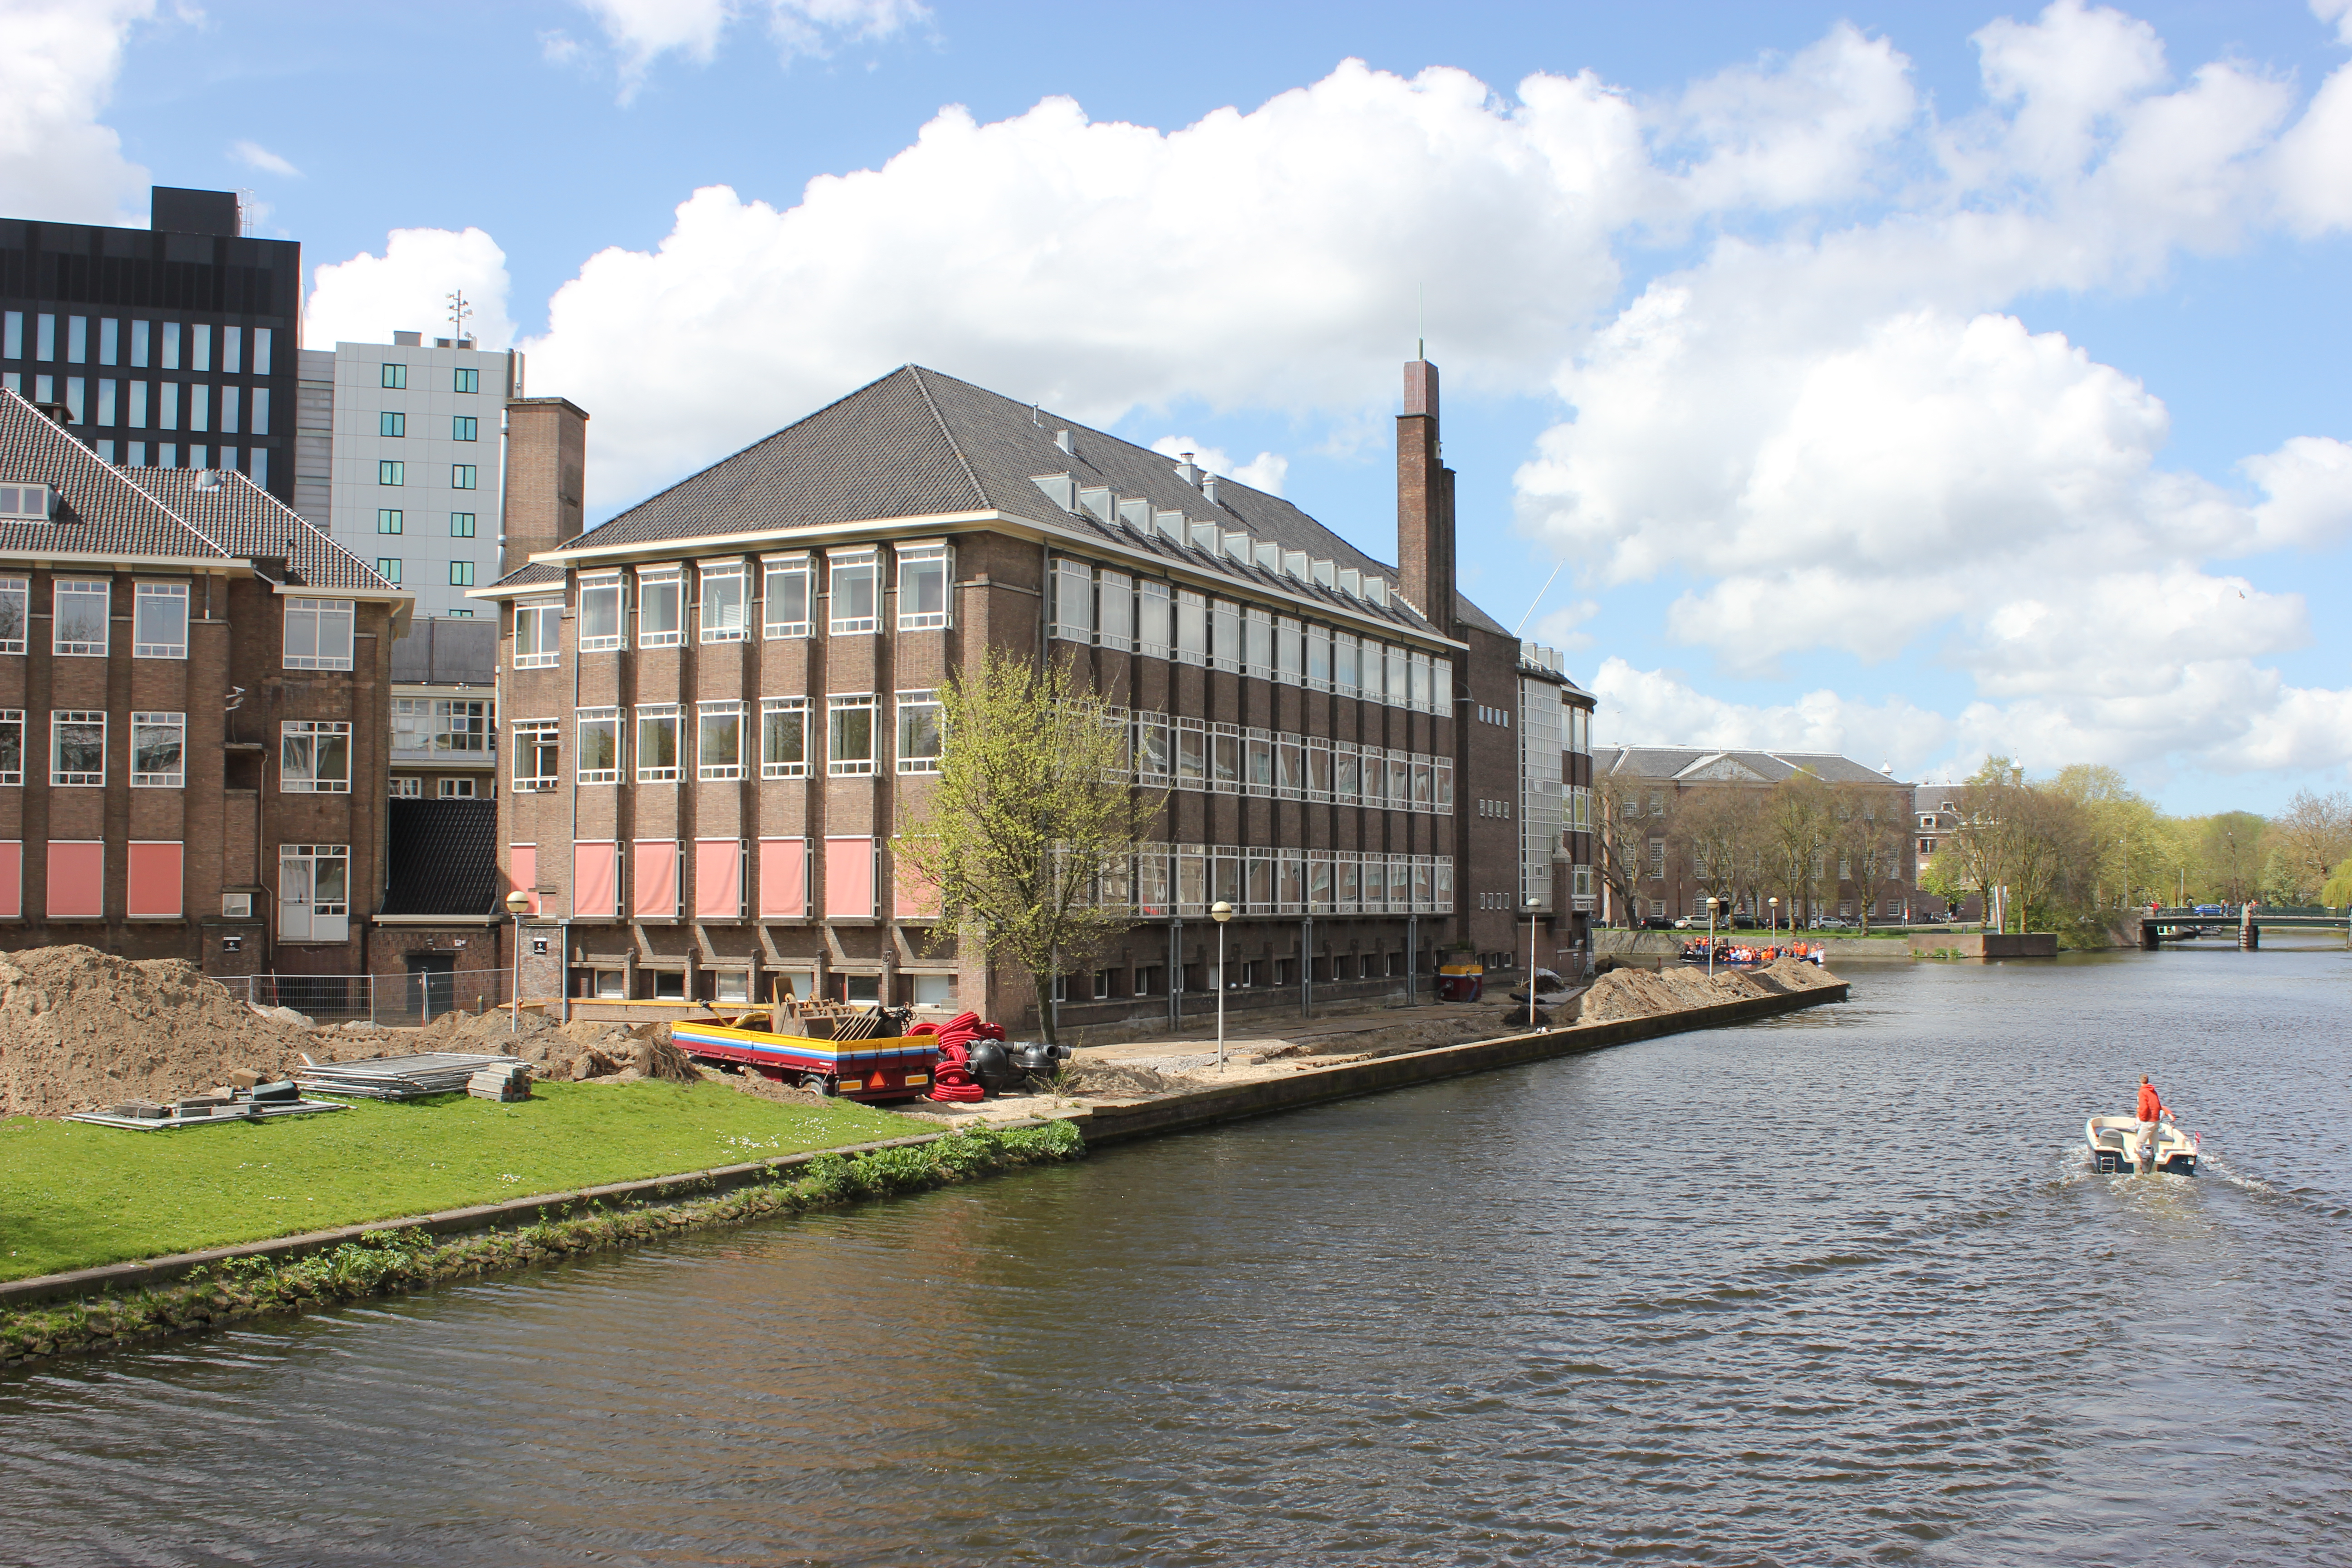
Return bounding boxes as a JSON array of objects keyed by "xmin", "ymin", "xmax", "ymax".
[{"xmin": 297, "ymin": 1053, "xmax": 520, "ymax": 1101}]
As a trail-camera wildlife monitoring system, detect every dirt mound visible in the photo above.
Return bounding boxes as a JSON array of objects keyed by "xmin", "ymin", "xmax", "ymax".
[
  {"xmin": 0, "ymin": 946, "xmax": 317, "ymax": 1116},
  {"xmin": 1063, "ymin": 1060, "xmax": 1193, "ymax": 1098},
  {"xmin": 1749, "ymin": 958, "xmax": 1843, "ymax": 994},
  {"xmin": 1577, "ymin": 964, "xmax": 1778, "ymax": 1024}
]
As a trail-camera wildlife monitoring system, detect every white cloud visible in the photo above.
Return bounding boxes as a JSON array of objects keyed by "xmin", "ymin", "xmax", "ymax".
[
  {"xmin": 576, "ymin": 0, "xmax": 928, "ymax": 101},
  {"xmin": 0, "ymin": 0, "xmax": 153, "ymax": 225},
  {"xmin": 1589, "ymin": 658, "xmax": 1951, "ymax": 774},
  {"xmin": 230, "ymin": 138, "xmax": 298, "ymax": 177},
  {"xmin": 1148, "ymin": 436, "xmax": 1288, "ymax": 496},
  {"xmin": 522, "ymin": 61, "xmax": 1643, "ymax": 501},
  {"xmin": 305, "ymin": 228, "xmax": 515, "ymax": 351},
  {"xmin": 2316, "ymin": 0, "xmax": 2352, "ymax": 47},
  {"xmin": 1531, "ymin": 598, "xmax": 1601, "ymax": 651}
]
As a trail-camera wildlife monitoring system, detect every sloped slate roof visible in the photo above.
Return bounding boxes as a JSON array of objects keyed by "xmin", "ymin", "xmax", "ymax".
[
  {"xmin": 0, "ymin": 390, "xmax": 399, "ymax": 597},
  {"xmin": 510, "ymin": 364, "xmax": 1499, "ymax": 641},
  {"xmin": 381, "ymin": 798, "xmax": 500, "ymax": 916},
  {"xmin": 0, "ymin": 389, "xmax": 227, "ymax": 560},
  {"xmin": 1597, "ymin": 746, "xmax": 1906, "ymax": 787},
  {"xmin": 132, "ymin": 466, "xmax": 396, "ymax": 592}
]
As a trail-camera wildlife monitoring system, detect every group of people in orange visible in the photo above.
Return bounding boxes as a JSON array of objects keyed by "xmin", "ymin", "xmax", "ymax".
[{"xmin": 1678, "ymin": 939, "xmax": 1827, "ymax": 966}]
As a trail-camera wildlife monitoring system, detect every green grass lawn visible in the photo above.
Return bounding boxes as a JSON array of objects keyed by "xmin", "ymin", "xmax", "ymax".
[{"xmin": 0, "ymin": 1082, "xmax": 914, "ymax": 1282}]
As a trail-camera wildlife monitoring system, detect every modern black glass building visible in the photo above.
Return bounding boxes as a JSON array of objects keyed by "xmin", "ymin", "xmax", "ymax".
[{"xmin": 0, "ymin": 188, "xmax": 299, "ymax": 504}]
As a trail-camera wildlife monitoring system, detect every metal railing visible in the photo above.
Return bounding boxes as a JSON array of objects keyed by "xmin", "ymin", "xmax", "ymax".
[{"xmin": 244, "ymin": 970, "xmax": 512, "ymax": 1027}]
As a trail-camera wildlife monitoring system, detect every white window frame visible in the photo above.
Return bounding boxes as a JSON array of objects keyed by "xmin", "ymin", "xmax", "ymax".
[
  {"xmin": 896, "ymin": 542, "xmax": 952, "ymax": 632},
  {"xmin": 760, "ymin": 696, "xmax": 808, "ymax": 779},
  {"xmin": 828, "ymin": 692, "xmax": 877, "ymax": 776},
  {"xmin": 514, "ymin": 719, "xmax": 560, "ymax": 790},
  {"xmin": 389, "ymin": 775, "xmax": 421, "ymax": 798},
  {"xmin": 763, "ymin": 555, "xmax": 813, "ymax": 638},
  {"xmin": 1245, "ymin": 607, "xmax": 1273, "ymax": 680},
  {"xmin": 0, "ymin": 707, "xmax": 20, "ymax": 785},
  {"xmin": 696, "ymin": 700, "xmax": 744, "ymax": 780},
  {"xmin": 431, "ymin": 699, "xmax": 490, "ymax": 754},
  {"xmin": 53, "ymin": 578, "xmax": 108, "ymax": 657},
  {"xmin": 699, "ymin": 563, "xmax": 749, "ymax": 643},
  {"xmin": 635, "ymin": 703, "xmax": 681, "ymax": 782},
  {"xmin": 284, "ymin": 598, "xmax": 355, "ymax": 671},
  {"xmin": 635, "ymin": 567, "xmax": 684, "ymax": 648},
  {"xmin": 1094, "ymin": 568, "xmax": 1132, "ymax": 651},
  {"xmin": 437, "ymin": 777, "xmax": 477, "ymax": 799},
  {"xmin": 130, "ymin": 710, "xmax": 184, "ymax": 788},
  {"xmin": 0, "ymin": 577, "xmax": 25, "ymax": 655},
  {"xmin": 1137, "ymin": 579, "xmax": 1172, "ymax": 659},
  {"xmin": 1174, "ymin": 588, "xmax": 1207, "ymax": 667},
  {"xmin": 1049, "ymin": 557, "xmax": 1093, "ymax": 643},
  {"xmin": 577, "ymin": 575, "xmax": 624, "ymax": 652},
  {"xmin": 279, "ymin": 843, "xmax": 350, "ymax": 943},
  {"xmin": 828, "ymin": 549, "xmax": 879, "ymax": 636},
  {"xmin": 896, "ymin": 689, "xmax": 943, "ymax": 774},
  {"xmin": 51, "ymin": 709, "xmax": 105, "ymax": 786},
  {"xmin": 280, "ymin": 720, "xmax": 353, "ymax": 794},
  {"xmin": 133, "ymin": 581, "xmax": 188, "ymax": 659},
  {"xmin": 1333, "ymin": 632, "xmax": 1360, "ymax": 696},
  {"xmin": 514, "ymin": 600, "xmax": 561, "ymax": 668},
  {"xmin": 576, "ymin": 706, "xmax": 621, "ymax": 784}
]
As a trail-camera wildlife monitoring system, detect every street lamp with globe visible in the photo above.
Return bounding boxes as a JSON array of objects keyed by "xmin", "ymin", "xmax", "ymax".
[
  {"xmin": 1210, "ymin": 900, "xmax": 1234, "ymax": 1070},
  {"xmin": 503, "ymin": 888, "xmax": 530, "ymax": 1036},
  {"xmin": 1769, "ymin": 895, "xmax": 1779, "ymax": 941}
]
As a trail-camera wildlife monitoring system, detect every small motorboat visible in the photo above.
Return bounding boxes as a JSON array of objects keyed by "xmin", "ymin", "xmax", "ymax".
[{"xmin": 2085, "ymin": 1112, "xmax": 2198, "ymax": 1176}]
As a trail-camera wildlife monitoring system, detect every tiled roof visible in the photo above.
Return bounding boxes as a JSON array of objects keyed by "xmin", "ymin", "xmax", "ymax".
[
  {"xmin": 1596, "ymin": 746, "xmax": 1907, "ymax": 787},
  {"xmin": 0, "ymin": 389, "xmax": 227, "ymax": 561},
  {"xmin": 381, "ymin": 798, "xmax": 500, "ymax": 916},
  {"xmin": 0, "ymin": 391, "xmax": 400, "ymax": 598},
  {"xmin": 503, "ymin": 364, "xmax": 1514, "ymax": 642},
  {"xmin": 130, "ymin": 467, "xmax": 397, "ymax": 592}
]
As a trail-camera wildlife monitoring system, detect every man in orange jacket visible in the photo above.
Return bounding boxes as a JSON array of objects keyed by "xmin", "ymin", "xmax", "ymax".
[{"xmin": 2135, "ymin": 1074, "xmax": 2166, "ymax": 1166}]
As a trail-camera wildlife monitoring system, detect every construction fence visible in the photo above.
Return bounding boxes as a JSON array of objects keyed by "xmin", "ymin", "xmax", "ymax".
[{"xmin": 243, "ymin": 969, "xmax": 513, "ymax": 1028}]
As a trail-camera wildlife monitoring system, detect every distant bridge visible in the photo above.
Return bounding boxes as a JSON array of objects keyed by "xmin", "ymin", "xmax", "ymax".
[{"xmin": 2137, "ymin": 906, "xmax": 2347, "ymax": 950}]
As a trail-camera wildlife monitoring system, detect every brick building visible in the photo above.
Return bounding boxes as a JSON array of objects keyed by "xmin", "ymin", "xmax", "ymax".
[
  {"xmin": 0, "ymin": 389, "xmax": 408, "ymax": 973},
  {"xmin": 478, "ymin": 359, "xmax": 1588, "ymax": 1027},
  {"xmin": 0, "ymin": 188, "xmax": 299, "ymax": 505},
  {"xmin": 1592, "ymin": 746, "xmax": 1915, "ymax": 928}
]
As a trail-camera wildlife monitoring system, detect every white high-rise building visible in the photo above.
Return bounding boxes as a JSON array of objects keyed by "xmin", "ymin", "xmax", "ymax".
[{"xmin": 294, "ymin": 333, "xmax": 523, "ymax": 620}]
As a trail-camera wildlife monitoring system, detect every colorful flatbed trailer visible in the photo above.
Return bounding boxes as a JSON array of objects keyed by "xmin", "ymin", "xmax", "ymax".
[{"xmin": 670, "ymin": 1020, "xmax": 938, "ymax": 1102}]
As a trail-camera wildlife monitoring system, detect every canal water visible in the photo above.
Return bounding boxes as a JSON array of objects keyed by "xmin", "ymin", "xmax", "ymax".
[{"xmin": 6, "ymin": 947, "xmax": 2348, "ymax": 1566}]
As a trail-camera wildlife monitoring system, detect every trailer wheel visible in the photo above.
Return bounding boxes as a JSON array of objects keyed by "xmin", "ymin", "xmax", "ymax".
[{"xmin": 801, "ymin": 1072, "xmax": 836, "ymax": 1097}]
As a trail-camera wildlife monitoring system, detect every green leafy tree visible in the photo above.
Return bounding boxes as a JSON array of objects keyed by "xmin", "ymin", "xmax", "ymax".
[{"xmin": 894, "ymin": 648, "xmax": 1165, "ymax": 1044}]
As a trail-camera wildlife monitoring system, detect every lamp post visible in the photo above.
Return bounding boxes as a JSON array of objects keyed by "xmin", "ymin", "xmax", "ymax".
[
  {"xmin": 1706, "ymin": 895, "xmax": 1719, "ymax": 978},
  {"xmin": 1210, "ymin": 900, "xmax": 1233, "ymax": 1071},
  {"xmin": 504, "ymin": 889, "xmax": 530, "ymax": 1036},
  {"xmin": 1769, "ymin": 895, "xmax": 1779, "ymax": 941},
  {"xmin": 1525, "ymin": 897, "xmax": 1541, "ymax": 995}
]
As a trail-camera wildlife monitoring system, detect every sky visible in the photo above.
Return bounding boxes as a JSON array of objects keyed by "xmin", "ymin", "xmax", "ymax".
[{"xmin": 3, "ymin": 0, "xmax": 2348, "ymax": 812}]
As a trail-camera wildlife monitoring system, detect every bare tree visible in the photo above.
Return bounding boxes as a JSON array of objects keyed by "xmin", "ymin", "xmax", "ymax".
[
  {"xmin": 1679, "ymin": 785, "xmax": 1763, "ymax": 924},
  {"xmin": 2269, "ymin": 790, "xmax": 2352, "ymax": 903},
  {"xmin": 1828, "ymin": 782, "xmax": 1903, "ymax": 935},
  {"xmin": 1592, "ymin": 768, "xmax": 1648, "ymax": 926},
  {"xmin": 1767, "ymin": 770, "xmax": 1833, "ymax": 929}
]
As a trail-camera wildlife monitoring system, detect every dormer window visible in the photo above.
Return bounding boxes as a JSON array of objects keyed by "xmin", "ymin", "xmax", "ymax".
[{"xmin": 0, "ymin": 484, "xmax": 55, "ymax": 521}]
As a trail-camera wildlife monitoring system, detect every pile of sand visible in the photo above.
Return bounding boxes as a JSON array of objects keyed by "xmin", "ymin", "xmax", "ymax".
[
  {"xmin": 1577, "ymin": 959, "xmax": 1843, "ymax": 1023},
  {"xmin": 0, "ymin": 947, "xmax": 318, "ymax": 1116}
]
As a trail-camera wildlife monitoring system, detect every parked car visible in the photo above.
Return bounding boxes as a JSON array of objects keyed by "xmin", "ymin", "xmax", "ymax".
[
  {"xmin": 2194, "ymin": 904, "xmax": 2225, "ymax": 916},
  {"xmin": 1817, "ymin": 917, "xmax": 1853, "ymax": 931},
  {"xmin": 1730, "ymin": 913, "xmax": 1758, "ymax": 929}
]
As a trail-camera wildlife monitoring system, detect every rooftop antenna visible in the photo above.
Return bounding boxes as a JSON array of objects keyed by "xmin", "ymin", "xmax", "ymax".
[
  {"xmin": 1417, "ymin": 285, "xmax": 1425, "ymax": 361},
  {"xmin": 447, "ymin": 288, "xmax": 473, "ymax": 344}
]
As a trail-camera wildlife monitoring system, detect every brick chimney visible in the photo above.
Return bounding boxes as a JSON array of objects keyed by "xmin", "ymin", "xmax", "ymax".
[
  {"xmin": 1396, "ymin": 358, "xmax": 1455, "ymax": 632},
  {"xmin": 502, "ymin": 397, "xmax": 589, "ymax": 578}
]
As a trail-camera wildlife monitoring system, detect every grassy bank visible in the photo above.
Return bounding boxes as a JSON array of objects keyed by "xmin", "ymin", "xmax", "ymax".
[
  {"xmin": 0, "ymin": 1081, "xmax": 914, "ymax": 1281},
  {"xmin": 0, "ymin": 1120, "xmax": 1084, "ymax": 1367}
]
